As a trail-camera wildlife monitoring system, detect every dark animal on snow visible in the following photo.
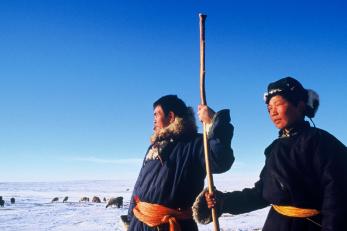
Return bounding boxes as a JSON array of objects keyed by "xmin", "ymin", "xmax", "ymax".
[
  {"xmin": 10, "ymin": 197, "xmax": 15, "ymax": 204},
  {"xmin": 51, "ymin": 197, "xmax": 59, "ymax": 203},
  {"xmin": 63, "ymin": 196, "xmax": 68, "ymax": 203},
  {"xmin": 92, "ymin": 196, "xmax": 101, "ymax": 203},
  {"xmin": 79, "ymin": 197, "xmax": 89, "ymax": 202},
  {"xmin": 106, "ymin": 196, "xmax": 123, "ymax": 208},
  {"xmin": 0, "ymin": 196, "xmax": 4, "ymax": 207}
]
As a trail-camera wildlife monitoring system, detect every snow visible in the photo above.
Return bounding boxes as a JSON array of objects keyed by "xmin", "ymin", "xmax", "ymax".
[{"xmin": 0, "ymin": 177, "xmax": 269, "ymax": 231}]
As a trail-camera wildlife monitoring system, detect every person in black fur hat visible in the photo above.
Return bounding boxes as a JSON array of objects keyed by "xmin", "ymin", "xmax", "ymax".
[
  {"xmin": 122, "ymin": 95, "xmax": 235, "ymax": 231},
  {"xmin": 193, "ymin": 77, "xmax": 347, "ymax": 231}
]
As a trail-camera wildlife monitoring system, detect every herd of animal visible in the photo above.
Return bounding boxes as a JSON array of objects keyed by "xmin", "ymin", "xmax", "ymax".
[
  {"xmin": 0, "ymin": 196, "xmax": 123, "ymax": 208},
  {"xmin": 0, "ymin": 195, "xmax": 123, "ymax": 209},
  {"xmin": 0, "ymin": 196, "xmax": 15, "ymax": 207},
  {"xmin": 51, "ymin": 195, "xmax": 123, "ymax": 208}
]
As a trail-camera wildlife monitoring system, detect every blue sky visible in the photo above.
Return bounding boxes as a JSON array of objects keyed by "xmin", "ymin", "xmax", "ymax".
[{"xmin": 1, "ymin": 0, "xmax": 346, "ymax": 182}]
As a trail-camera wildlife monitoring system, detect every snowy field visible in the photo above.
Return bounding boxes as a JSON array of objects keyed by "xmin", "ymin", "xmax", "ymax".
[{"xmin": 0, "ymin": 176, "xmax": 269, "ymax": 231}]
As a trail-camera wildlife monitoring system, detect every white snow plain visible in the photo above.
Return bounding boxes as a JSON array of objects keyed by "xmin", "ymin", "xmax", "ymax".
[{"xmin": 0, "ymin": 175, "xmax": 269, "ymax": 231}]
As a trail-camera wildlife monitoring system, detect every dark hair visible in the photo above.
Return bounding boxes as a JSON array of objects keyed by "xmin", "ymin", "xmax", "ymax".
[{"xmin": 153, "ymin": 95, "xmax": 188, "ymax": 118}]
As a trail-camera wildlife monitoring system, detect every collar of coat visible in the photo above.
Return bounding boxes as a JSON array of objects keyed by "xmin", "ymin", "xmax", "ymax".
[
  {"xmin": 150, "ymin": 107, "xmax": 197, "ymax": 144},
  {"xmin": 146, "ymin": 108, "xmax": 197, "ymax": 162},
  {"xmin": 279, "ymin": 120, "xmax": 310, "ymax": 138}
]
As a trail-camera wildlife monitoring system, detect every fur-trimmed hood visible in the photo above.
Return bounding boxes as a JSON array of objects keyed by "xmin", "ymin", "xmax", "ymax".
[{"xmin": 150, "ymin": 107, "xmax": 197, "ymax": 144}]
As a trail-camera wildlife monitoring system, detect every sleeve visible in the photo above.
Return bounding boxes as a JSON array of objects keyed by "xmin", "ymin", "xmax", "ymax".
[
  {"xmin": 127, "ymin": 176, "xmax": 139, "ymax": 222},
  {"xmin": 222, "ymin": 178, "xmax": 269, "ymax": 215},
  {"xmin": 202, "ymin": 109, "xmax": 235, "ymax": 173},
  {"xmin": 127, "ymin": 192, "xmax": 136, "ymax": 220},
  {"xmin": 315, "ymin": 134, "xmax": 347, "ymax": 230},
  {"xmin": 126, "ymin": 150, "xmax": 149, "ymax": 222}
]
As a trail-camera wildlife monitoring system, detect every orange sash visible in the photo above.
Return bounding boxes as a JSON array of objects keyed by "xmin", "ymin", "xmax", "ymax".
[
  {"xmin": 272, "ymin": 204, "xmax": 320, "ymax": 218},
  {"xmin": 133, "ymin": 197, "xmax": 192, "ymax": 231}
]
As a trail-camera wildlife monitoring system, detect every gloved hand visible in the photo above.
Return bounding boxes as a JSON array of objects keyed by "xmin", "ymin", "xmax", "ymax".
[
  {"xmin": 192, "ymin": 188, "xmax": 224, "ymax": 224},
  {"xmin": 120, "ymin": 215, "xmax": 130, "ymax": 230}
]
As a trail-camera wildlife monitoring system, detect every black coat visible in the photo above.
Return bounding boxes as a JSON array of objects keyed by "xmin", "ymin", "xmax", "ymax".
[
  {"xmin": 222, "ymin": 121, "xmax": 347, "ymax": 231},
  {"xmin": 127, "ymin": 110, "xmax": 235, "ymax": 231}
]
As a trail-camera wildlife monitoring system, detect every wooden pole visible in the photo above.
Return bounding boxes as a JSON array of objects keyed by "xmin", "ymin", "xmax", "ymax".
[{"xmin": 199, "ymin": 13, "xmax": 220, "ymax": 231}]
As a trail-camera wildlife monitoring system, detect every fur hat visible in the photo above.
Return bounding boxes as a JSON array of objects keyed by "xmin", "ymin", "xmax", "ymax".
[{"xmin": 264, "ymin": 77, "xmax": 319, "ymax": 118}]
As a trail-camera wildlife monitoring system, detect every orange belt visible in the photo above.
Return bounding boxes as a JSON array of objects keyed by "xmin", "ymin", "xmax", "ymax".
[
  {"xmin": 272, "ymin": 205, "xmax": 320, "ymax": 218},
  {"xmin": 133, "ymin": 196, "xmax": 192, "ymax": 231}
]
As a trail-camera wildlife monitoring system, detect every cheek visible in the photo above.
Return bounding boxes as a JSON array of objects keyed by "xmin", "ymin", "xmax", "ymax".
[
  {"xmin": 158, "ymin": 117, "xmax": 165, "ymax": 125},
  {"xmin": 277, "ymin": 107, "xmax": 287, "ymax": 117}
]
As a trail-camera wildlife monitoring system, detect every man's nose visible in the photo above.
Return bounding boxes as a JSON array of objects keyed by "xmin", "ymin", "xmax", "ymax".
[{"xmin": 270, "ymin": 108, "xmax": 277, "ymax": 116}]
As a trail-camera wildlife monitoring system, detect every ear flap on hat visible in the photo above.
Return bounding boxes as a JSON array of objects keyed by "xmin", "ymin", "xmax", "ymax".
[{"xmin": 305, "ymin": 89, "xmax": 319, "ymax": 118}]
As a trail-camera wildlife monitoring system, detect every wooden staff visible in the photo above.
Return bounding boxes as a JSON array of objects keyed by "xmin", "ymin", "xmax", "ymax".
[{"xmin": 199, "ymin": 13, "xmax": 220, "ymax": 231}]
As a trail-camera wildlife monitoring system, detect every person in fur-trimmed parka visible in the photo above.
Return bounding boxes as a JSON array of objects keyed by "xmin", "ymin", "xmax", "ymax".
[
  {"xmin": 121, "ymin": 95, "xmax": 235, "ymax": 231},
  {"xmin": 193, "ymin": 77, "xmax": 347, "ymax": 231}
]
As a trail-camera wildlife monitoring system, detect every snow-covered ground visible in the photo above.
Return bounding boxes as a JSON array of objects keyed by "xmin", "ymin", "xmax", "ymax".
[{"xmin": 0, "ymin": 176, "xmax": 269, "ymax": 231}]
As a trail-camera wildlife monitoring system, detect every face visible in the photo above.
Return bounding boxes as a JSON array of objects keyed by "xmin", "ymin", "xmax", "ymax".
[
  {"xmin": 267, "ymin": 95, "xmax": 304, "ymax": 130},
  {"xmin": 153, "ymin": 105, "xmax": 171, "ymax": 131}
]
